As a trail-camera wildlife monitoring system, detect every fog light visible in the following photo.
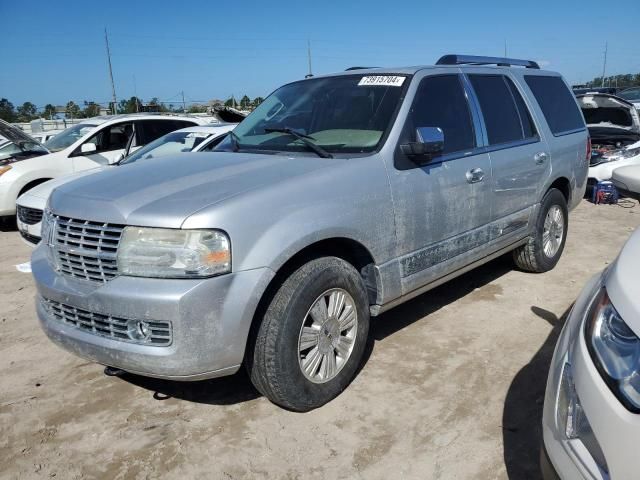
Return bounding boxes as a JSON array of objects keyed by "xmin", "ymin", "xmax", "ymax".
[{"xmin": 126, "ymin": 320, "xmax": 152, "ymax": 342}]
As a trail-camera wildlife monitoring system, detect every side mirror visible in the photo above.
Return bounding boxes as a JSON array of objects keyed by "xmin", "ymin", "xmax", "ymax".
[
  {"xmin": 400, "ymin": 127, "xmax": 444, "ymax": 162},
  {"xmin": 80, "ymin": 143, "xmax": 97, "ymax": 154}
]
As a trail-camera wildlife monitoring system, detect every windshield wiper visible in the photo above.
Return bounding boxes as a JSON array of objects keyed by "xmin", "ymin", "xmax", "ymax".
[{"xmin": 263, "ymin": 127, "xmax": 333, "ymax": 158}]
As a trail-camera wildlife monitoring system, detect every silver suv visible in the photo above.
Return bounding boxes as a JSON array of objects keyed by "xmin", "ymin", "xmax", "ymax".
[{"xmin": 32, "ymin": 55, "xmax": 589, "ymax": 411}]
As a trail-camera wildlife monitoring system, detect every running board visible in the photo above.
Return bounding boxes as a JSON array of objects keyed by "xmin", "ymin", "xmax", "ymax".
[{"xmin": 369, "ymin": 238, "xmax": 527, "ymax": 316}]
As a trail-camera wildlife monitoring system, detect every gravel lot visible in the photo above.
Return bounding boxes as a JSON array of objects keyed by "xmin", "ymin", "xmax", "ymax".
[{"xmin": 1, "ymin": 200, "xmax": 638, "ymax": 480}]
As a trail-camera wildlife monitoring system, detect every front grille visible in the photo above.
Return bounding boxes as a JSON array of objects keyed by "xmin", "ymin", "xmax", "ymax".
[
  {"xmin": 53, "ymin": 216, "xmax": 124, "ymax": 283},
  {"xmin": 20, "ymin": 230, "xmax": 40, "ymax": 245},
  {"xmin": 43, "ymin": 297, "xmax": 172, "ymax": 346},
  {"xmin": 17, "ymin": 205, "xmax": 43, "ymax": 225}
]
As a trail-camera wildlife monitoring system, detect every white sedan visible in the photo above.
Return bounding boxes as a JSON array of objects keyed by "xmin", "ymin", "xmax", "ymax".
[
  {"xmin": 542, "ymin": 227, "xmax": 640, "ymax": 479},
  {"xmin": 16, "ymin": 123, "xmax": 236, "ymax": 245}
]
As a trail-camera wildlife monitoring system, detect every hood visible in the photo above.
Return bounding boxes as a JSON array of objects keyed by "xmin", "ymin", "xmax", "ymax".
[
  {"xmin": 577, "ymin": 93, "xmax": 640, "ymax": 134},
  {"xmin": 23, "ymin": 167, "xmax": 107, "ymax": 199},
  {"xmin": 0, "ymin": 119, "xmax": 41, "ymax": 145},
  {"xmin": 607, "ymin": 227, "xmax": 640, "ymax": 336},
  {"xmin": 49, "ymin": 151, "xmax": 336, "ymax": 228}
]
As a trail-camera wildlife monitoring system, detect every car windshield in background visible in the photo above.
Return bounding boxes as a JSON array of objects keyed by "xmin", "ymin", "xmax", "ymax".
[
  {"xmin": 120, "ymin": 130, "xmax": 212, "ymax": 164},
  {"xmin": 618, "ymin": 87, "xmax": 640, "ymax": 102},
  {"xmin": 44, "ymin": 123, "xmax": 98, "ymax": 152},
  {"xmin": 0, "ymin": 139, "xmax": 48, "ymax": 161},
  {"xmin": 217, "ymin": 74, "xmax": 409, "ymax": 155}
]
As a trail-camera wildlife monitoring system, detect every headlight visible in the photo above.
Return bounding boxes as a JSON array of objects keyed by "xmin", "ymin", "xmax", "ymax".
[
  {"xmin": 0, "ymin": 165, "xmax": 12, "ymax": 176},
  {"xmin": 600, "ymin": 146, "xmax": 640, "ymax": 163},
  {"xmin": 117, "ymin": 227, "xmax": 231, "ymax": 278},
  {"xmin": 586, "ymin": 288, "xmax": 640, "ymax": 412}
]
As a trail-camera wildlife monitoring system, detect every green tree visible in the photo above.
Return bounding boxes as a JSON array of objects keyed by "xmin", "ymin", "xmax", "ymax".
[
  {"xmin": 0, "ymin": 98, "xmax": 16, "ymax": 122},
  {"xmin": 65, "ymin": 101, "xmax": 82, "ymax": 119},
  {"xmin": 187, "ymin": 104, "xmax": 208, "ymax": 113},
  {"xmin": 253, "ymin": 97, "xmax": 265, "ymax": 108},
  {"xmin": 43, "ymin": 104, "xmax": 57, "ymax": 119},
  {"xmin": 17, "ymin": 102, "xmax": 38, "ymax": 122},
  {"xmin": 239, "ymin": 95, "xmax": 251, "ymax": 109},
  {"xmin": 224, "ymin": 96, "xmax": 236, "ymax": 108},
  {"xmin": 83, "ymin": 101, "xmax": 101, "ymax": 118},
  {"xmin": 118, "ymin": 96, "xmax": 142, "ymax": 114}
]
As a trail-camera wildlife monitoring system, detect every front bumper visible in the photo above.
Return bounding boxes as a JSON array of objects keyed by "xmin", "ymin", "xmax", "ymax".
[
  {"xmin": 32, "ymin": 244, "xmax": 275, "ymax": 380},
  {"xmin": 0, "ymin": 180, "xmax": 17, "ymax": 216},
  {"xmin": 16, "ymin": 192, "xmax": 45, "ymax": 246},
  {"xmin": 542, "ymin": 271, "xmax": 640, "ymax": 479}
]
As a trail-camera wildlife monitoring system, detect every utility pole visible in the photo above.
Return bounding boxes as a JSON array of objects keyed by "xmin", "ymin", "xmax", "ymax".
[
  {"xmin": 133, "ymin": 75, "xmax": 139, "ymax": 112},
  {"xmin": 104, "ymin": 28, "xmax": 118, "ymax": 114},
  {"xmin": 600, "ymin": 41, "xmax": 608, "ymax": 87},
  {"xmin": 306, "ymin": 39, "xmax": 313, "ymax": 78},
  {"xmin": 181, "ymin": 91, "xmax": 186, "ymax": 113},
  {"xmin": 504, "ymin": 40, "xmax": 507, "ymax": 57}
]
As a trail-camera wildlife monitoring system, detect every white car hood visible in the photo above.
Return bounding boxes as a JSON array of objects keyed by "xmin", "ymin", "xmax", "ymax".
[
  {"xmin": 21, "ymin": 167, "xmax": 106, "ymax": 200},
  {"xmin": 606, "ymin": 227, "xmax": 640, "ymax": 336},
  {"xmin": 577, "ymin": 94, "xmax": 640, "ymax": 133}
]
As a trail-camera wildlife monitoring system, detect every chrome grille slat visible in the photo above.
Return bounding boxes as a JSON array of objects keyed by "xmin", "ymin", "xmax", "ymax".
[
  {"xmin": 52, "ymin": 215, "xmax": 124, "ymax": 283},
  {"xmin": 42, "ymin": 298, "xmax": 172, "ymax": 346}
]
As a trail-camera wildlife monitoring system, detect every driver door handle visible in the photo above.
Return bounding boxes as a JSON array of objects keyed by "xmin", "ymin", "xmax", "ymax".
[
  {"xmin": 534, "ymin": 152, "xmax": 549, "ymax": 165},
  {"xmin": 466, "ymin": 167, "xmax": 485, "ymax": 184}
]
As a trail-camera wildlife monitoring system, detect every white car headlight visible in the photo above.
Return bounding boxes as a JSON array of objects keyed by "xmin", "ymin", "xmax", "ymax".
[
  {"xmin": 601, "ymin": 146, "xmax": 640, "ymax": 163},
  {"xmin": 117, "ymin": 227, "xmax": 231, "ymax": 278},
  {"xmin": 587, "ymin": 288, "xmax": 640, "ymax": 412}
]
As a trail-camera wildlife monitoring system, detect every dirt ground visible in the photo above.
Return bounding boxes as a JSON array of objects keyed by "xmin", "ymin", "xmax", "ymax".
[{"xmin": 1, "ymin": 200, "xmax": 639, "ymax": 480}]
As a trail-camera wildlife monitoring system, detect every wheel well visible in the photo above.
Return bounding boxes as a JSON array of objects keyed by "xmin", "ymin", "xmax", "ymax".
[
  {"xmin": 244, "ymin": 238, "xmax": 378, "ymax": 364},
  {"xmin": 548, "ymin": 177, "xmax": 570, "ymax": 204},
  {"xmin": 19, "ymin": 178, "xmax": 52, "ymax": 197}
]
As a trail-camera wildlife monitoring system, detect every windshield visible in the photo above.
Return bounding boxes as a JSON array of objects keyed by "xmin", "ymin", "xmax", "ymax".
[
  {"xmin": 45, "ymin": 123, "xmax": 98, "ymax": 152},
  {"xmin": 120, "ymin": 130, "xmax": 213, "ymax": 165},
  {"xmin": 618, "ymin": 88, "xmax": 640, "ymax": 102},
  {"xmin": 216, "ymin": 74, "xmax": 409, "ymax": 155},
  {"xmin": 0, "ymin": 139, "xmax": 48, "ymax": 161}
]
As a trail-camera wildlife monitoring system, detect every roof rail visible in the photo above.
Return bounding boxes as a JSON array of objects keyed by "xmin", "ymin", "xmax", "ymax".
[
  {"xmin": 436, "ymin": 54, "xmax": 540, "ymax": 69},
  {"xmin": 345, "ymin": 66, "xmax": 378, "ymax": 71}
]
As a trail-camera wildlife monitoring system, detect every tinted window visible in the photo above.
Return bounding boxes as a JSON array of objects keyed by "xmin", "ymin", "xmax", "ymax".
[
  {"xmin": 469, "ymin": 75, "xmax": 524, "ymax": 145},
  {"xmin": 138, "ymin": 120, "xmax": 195, "ymax": 144},
  {"xmin": 85, "ymin": 122, "xmax": 135, "ymax": 152},
  {"xmin": 507, "ymin": 78, "xmax": 536, "ymax": 139},
  {"xmin": 525, "ymin": 76, "xmax": 585, "ymax": 135},
  {"xmin": 405, "ymin": 75, "xmax": 475, "ymax": 154}
]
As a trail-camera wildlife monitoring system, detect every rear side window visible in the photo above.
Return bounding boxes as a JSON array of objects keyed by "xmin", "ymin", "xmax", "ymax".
[
  {"xmin": 137, "ymin": 120, "xmax": 196, "ymax": 145},
  {"xmin": 406, "ymin": 74, "xmax": 475, "ymax": 154},
  {"xmin": 525, "ymin": 76, "xmax": 585, "ymax": 135},
  {"xmin": 469, "ymin": 75, "xmax": 536, "ymax": 145}
]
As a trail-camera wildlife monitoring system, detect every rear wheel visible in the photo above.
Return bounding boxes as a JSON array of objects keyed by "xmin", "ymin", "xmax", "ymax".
[
  {"xmin": 247, "ymin": 257, "xmax": 370, "ymax": 411},
  {"xmin": 513, "ymin": 188, "xmax": 568, "ymax": 273}
]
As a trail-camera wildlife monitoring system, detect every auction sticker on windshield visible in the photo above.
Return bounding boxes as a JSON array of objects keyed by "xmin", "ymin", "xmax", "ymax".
[{"xmin": 358, "ymin": 76, "xmax": 405, "ymax": 87}]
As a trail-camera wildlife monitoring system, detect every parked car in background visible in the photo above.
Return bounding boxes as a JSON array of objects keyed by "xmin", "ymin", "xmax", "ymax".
[
  {"xmin": 0, "ymin": 114, "xmax": 212, "ymax": 218},
  {"xmin": 541, "ymin": 227, "xmax": 640, "ymax": 479},
  {"xmin": 617, "ymin": 86, "xmax": 640, "ymax": 110},
  {"xmin": 576, "ymin": 93, "xmax": 640, "ymax": 189},
  {"xmin": 32, "ymin": 55, "xmax": 588, "ymax": 411},
  {"xmin": 0, "ymin": 118, "xmax": 50, "ymax": 168},
  {"xmin": 33, "ymin": 130, "xmax": 64, "ymax": 144},
  {"xmin": 16, "ymin": 123, "xmax": 236, "ymax": 245},
  {"xmin": 610, "ymin": 163, "xmax": 640, "ymax": 201}
]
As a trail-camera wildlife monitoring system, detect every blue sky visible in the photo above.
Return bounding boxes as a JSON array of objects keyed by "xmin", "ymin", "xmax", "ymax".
[{"xmin": 1, "ymin": 0, "xmax": 639, "ymax": 109}]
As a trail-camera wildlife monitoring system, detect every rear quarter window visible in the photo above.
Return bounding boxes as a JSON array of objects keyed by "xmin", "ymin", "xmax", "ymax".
[{"xmin": 524, "ymin": 76, "xmax": 585, "ymax": 135}]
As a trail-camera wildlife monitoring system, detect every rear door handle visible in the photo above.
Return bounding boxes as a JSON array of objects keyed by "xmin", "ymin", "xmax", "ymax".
[
  {"xmin": 534, "ymin": 152, "xmax": 548, "ymax": 165},
  {"xmin": 466, "ymin": 167, "xmax": 485, "ymax": 184}
]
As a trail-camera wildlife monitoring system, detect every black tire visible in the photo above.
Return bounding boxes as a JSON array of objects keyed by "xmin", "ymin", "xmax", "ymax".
[
  {"xmin": 513, "ymin": 188, "xmax": 568, "ymax": 273},
  {"xmin": 246, "ymin": 257, "xmax": 370, "ymax": 411}
]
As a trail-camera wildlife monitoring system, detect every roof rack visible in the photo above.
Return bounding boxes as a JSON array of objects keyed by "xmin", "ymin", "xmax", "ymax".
[
  {"xmin": 345, "ymin": 66, "xmax": 378, "ymax": 71},
  {"xmin": 436, "ymin": 54, "xmax": 540, "ymax": 69}
]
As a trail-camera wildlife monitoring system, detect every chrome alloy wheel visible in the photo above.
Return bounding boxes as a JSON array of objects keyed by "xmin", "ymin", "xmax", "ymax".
[
  {"xmin": 543, "ymin": 205, "xmax": 564, "ymax": 258},
  {"xmin": 298, "ymin": 288, "xmax": 358, "ymax": 384}
]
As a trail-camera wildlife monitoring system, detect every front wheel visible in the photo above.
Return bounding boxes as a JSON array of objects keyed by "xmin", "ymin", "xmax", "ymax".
[
  {"xmin": 246, "ymin": 257, "xmax": 370, "ymax": 411},
  {"xmin": 513, "ymin": 188, "xmax": 568, "ymax": 273}
]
